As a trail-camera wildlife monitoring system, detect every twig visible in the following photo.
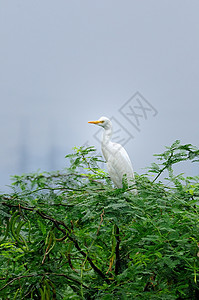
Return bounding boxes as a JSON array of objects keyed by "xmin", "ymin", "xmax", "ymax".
[
  {"xmin": 70, "ymin": 231, "xmax": 110, "ymax": 284},
  {"xmin": 0, "ymin": 273, "xmax": 89, "ymax": 292},
  {"xmin": 152, "ymin": 151, "xmax": 174, "ymax": 183},
  {"xmin": 152, "ymin": 165, "xmax": 167, "ymax": 183},
  {"xmin": 114, "ymin": 225, "xmax": 120, "ymax": 275},
  {"xmin": 0, "ymin": 274, "xmax": 39, "ymax": 291},
  {"xmin": 96, "ymin": 209, "xmax": 104, "ymax": 235}
]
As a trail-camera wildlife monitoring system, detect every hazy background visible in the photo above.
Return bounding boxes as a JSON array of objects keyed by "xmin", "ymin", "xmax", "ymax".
[{"xmin": 1, "ymin": 0, "xmax": 199, "ymax": 191}]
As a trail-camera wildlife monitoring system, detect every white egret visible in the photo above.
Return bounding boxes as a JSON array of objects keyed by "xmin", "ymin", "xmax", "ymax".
[{"xmin": 88, "ymin": 116, "xmax": 136, "ymax": 192}]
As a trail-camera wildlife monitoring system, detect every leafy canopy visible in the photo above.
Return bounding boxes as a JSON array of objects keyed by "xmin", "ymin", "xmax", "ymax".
[{"xmin": 0, "ymin": 141, "xmax": 199, "ymax": 299}]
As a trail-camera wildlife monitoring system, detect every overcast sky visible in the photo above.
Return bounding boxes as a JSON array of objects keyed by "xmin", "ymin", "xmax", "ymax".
[{"xmin": 0, "ymin": 0, "xmax": 199, "ymax": 191}]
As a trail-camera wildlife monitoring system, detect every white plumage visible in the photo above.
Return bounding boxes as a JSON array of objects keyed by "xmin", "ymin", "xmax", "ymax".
[{"xmin": 88, "ymin": 116, "xmax": 136, "ymax": 191}]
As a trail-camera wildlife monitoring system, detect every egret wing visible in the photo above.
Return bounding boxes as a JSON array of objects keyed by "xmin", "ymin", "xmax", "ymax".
[{"xmin": 106, "ymin": 143, "xmax": 135, "ymax": 188}]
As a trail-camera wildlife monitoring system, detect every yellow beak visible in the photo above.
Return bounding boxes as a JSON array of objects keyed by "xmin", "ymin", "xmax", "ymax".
[{"xmin": 88, "ymin": 120, "xmax": 102, "ymax": 124}]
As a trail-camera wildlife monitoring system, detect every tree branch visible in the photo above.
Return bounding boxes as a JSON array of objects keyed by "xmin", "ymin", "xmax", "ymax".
[{"xmin": 1, "ymin": 202, "xmax": 110, "ymax": 284}]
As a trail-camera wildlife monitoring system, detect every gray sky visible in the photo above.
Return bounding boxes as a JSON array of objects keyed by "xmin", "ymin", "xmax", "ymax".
[{"xmin": 0, "ymin": 0, "xmax": 199, "ymax": 191}]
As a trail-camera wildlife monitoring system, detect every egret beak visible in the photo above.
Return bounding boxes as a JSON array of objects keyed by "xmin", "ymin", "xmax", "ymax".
[{"xmin": 88, "ymin": 120, "xmax": 102, "ymax": 124}]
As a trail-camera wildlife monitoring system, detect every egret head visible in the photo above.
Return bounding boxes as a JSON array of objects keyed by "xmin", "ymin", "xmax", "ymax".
[{"xmin": 88, "ymin": 116, "xmax": 112, "ymax": 129}]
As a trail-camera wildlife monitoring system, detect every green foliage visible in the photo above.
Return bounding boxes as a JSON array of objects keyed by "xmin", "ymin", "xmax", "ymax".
[{"xmin": 0, "ymin": 142, "xmax": 199, "ymax": 299}]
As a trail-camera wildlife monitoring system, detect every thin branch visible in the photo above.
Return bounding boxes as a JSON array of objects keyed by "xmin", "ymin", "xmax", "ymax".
[
  {"xmin": 152, "ymin": 151, "xmax": 174, "ymax": 183},
  {"xmin": 0, "ymin": 273, "xmax": 89, "ymax": 292},
  {"xmin": 152, "ymin": 167, "xmax": 166, "ymax": 183},
  {"xmin": 114, "ymin": 225, "xmax": 120, "ymax": 275},
  {"xmin": 2, "ymin": 202, "xmax": 71, "ymax": 233},
  {"xmin": 46, "ymin": 273, "xmax": 89, "ymax": 289},
  {"xmin": 68, "ymin": 232, "xmax": 110, "ymax": 284},
  {"xmin": 67, "ymin": 252, "xmax": 78, "ymax": 273},
  {"xmin": 96, "ymin": 209, "xmax": 104, "ymax": 235},
  {"xmin": 0, "ymin": 274, "xmax": 39, "ymax": 291}
]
